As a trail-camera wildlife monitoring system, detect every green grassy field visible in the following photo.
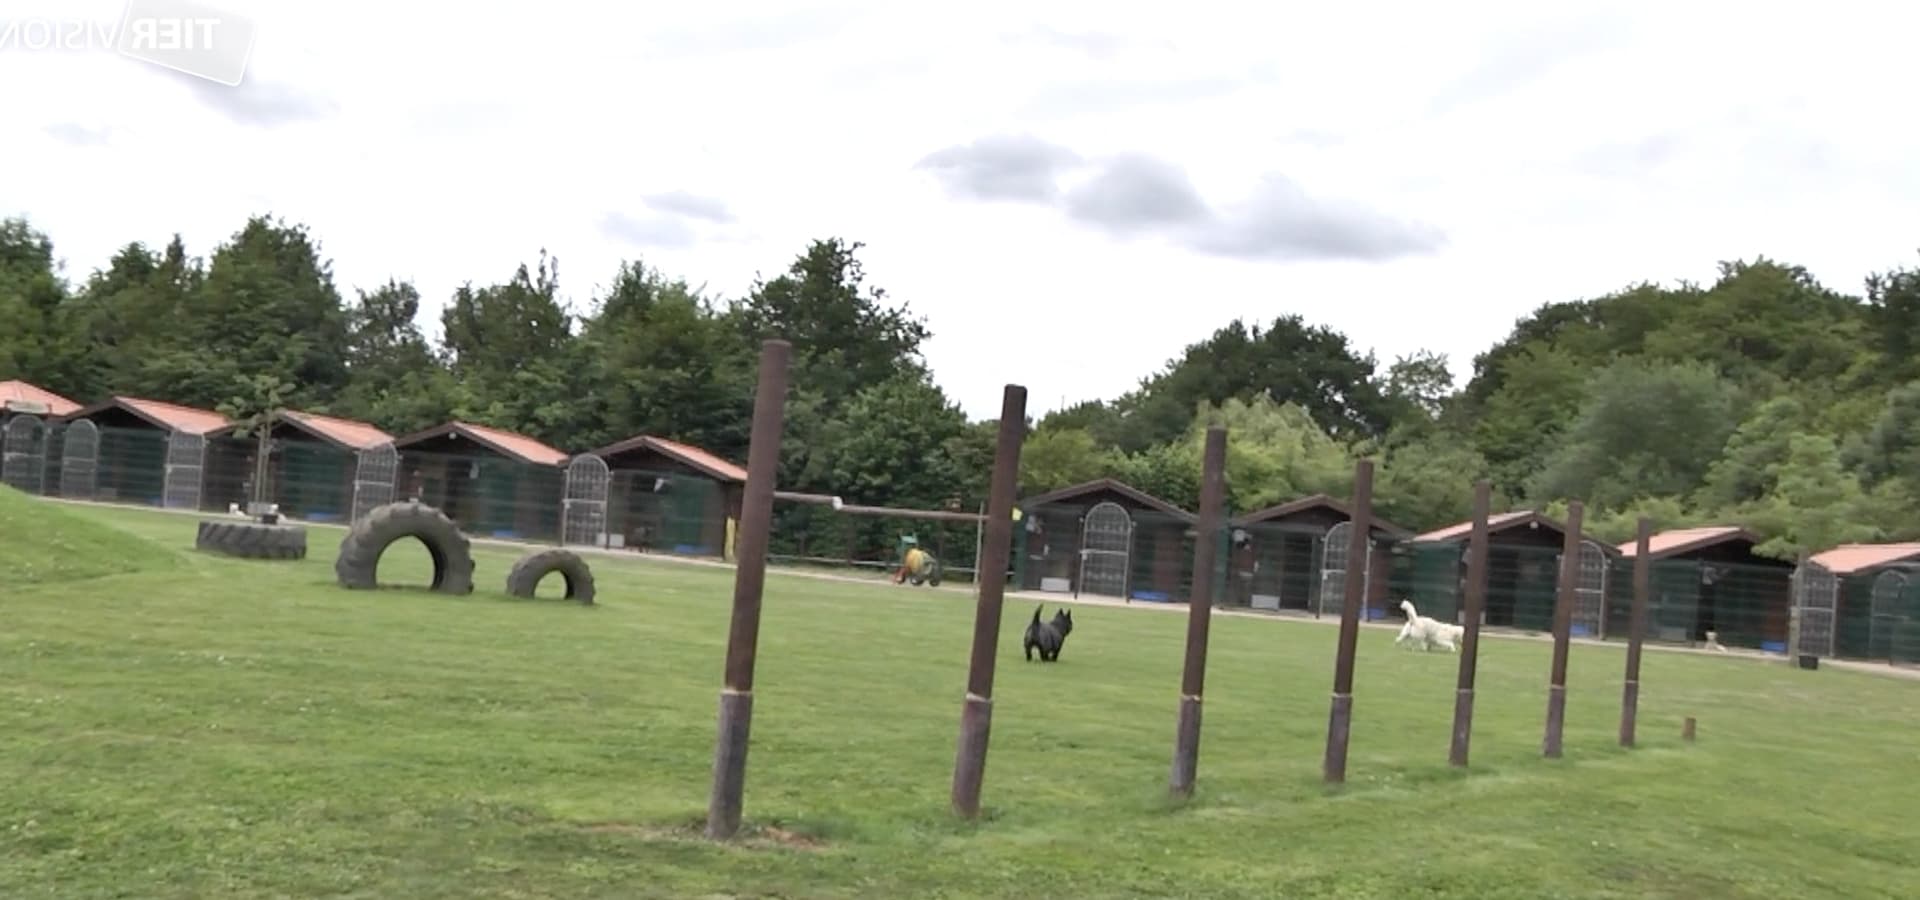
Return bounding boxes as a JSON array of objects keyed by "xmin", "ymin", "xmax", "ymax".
[{"xmin": 2, "ymin": 491, "xmax": 1916, "ymax": 898}]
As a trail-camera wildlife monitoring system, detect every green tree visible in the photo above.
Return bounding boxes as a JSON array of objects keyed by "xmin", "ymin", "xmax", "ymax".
[
  {"xmin": 216, "ymin": 374, "xmax": 295, "ymax": 506},
  {"xmin": 731, "ymin": 239, "xmax": 932, "ymax": 493},
  {"xmin": 1380, "ymin": 349, "xmax": 1455, "ymax": 431},
  {"xmin": 1369, "ymin": 430, "xmax": 1497, "ymax": 533},
  {"xmin": 1863, "ymin": 258, "xmax": 1920, "ymax": 386},
  {"xmin": 1527, "ymin": 358, "xmax": 1740, "ymax": 510},
  {"xmin": 1743, "ymin": 433, "xmax": 1881, "ymax": 560},
  {"xmin": 732, "ymin": 238, "xmax": 931, "ymax": 417},
  {"xmin": 1178, "ymin": 394, "xmax": 1351, "ymax": 512},
  {"xmin": 181, "ymin": 216, "xmax": 352, "ymax": 409},
  {"xmin": 1851, "ymin": 380, "xmax": 1920, "ymax": 487},
  {"xmin": 576, "ymin": 261, "xmax": 753, "ymax": 456},
  {"xmin": 1641, "ymin": 258, "xmax": 1862, "ymax": 389},
  {"xmin": 439, "ymin": 250, "xmax": 589, "ymax": 445},
  {"xmin": 333, "ymin": 278, "xmax": 459, "ymax": 435},
  {"xmin": 1695, "ymin": 395, "xmax": 1808, "ymax": 511},
  {"xmin": 1113, "ymin": 315, "xmax": 1394, "ymax": 454},
  {"xmin": 0, "ymin": 217, "xmax": 85, "ymax": 393},
  {"xmin": 1019, "ymin": 427, "xmax": 1123, "ymax": 495},
  {"xmin": 1470, "ymin": 340, "xmax": 1588, "ymax": 493}
]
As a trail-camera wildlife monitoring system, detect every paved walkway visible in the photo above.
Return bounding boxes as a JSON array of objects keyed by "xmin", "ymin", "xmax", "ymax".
[{"xmin": 36, "ymin": 495, "xmax": 1920, "ymax": 681}]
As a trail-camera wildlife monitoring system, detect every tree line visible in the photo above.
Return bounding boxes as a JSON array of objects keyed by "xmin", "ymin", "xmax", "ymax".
[{"xmin": 5, "ymin": 213, "xmax": 1920, "ymax": 559}]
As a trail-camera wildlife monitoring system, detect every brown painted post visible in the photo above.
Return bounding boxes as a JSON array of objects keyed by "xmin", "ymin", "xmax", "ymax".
[
  {"xmin": 1448, "ymin": 479, "xmax": 1493, "ymax": 767},
  {"xmin": 950, "ymin": 385, "xmax": 1028, "ymax": 820},
  {"xmin": 1170, "ymin": 426, "xmax": 1228, "ymax": 799},
  {"xmin": 1543, "ymin": 500, "xmax": 1585, "ymax": 759},
  {"xmin": 1322, "ymin": 458, "xmax": 1374, "ymax": 784},
  {"xmin": 1682, "ymin": 716, "xmax": 1696, "ymax": 742},
  {"xmin": 1620, "ymin": 517, "xmax": 1653, "ymax": 747},
  {"xmin": 705, "ymin": 339, "xmax": 791, "ymax": 840}
]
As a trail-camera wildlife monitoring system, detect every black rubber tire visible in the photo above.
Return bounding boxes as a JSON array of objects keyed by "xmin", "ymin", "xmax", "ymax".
[
  {"xmin": 333, "ymin": 501, "xmax": 475, "ymax": 594},
  {"xmin": 926, "ymin": 559, "xmax": 943, "ymax": 587},
  {"xmin": 505, "ymin": 548, "xmax": 595, "ymax": 604},
  {"xmin": 195, "ymin": 519, "xmax": 309, "ymax": 560}
]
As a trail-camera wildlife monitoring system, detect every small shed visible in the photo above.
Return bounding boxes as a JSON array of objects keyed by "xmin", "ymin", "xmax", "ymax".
[
  {"xmin": 1226, "ymin": 493, "xmax": 1411, "ymax": 617},
  {"xmin": 1619, "ymin": 526, "xmax": 1793, "ymax": 651},
  {"xmin": 1, "ymin": 380, "xmax": 82, "ymax": 495},
  {"xmin": 571, "ymin": 434, "xmax": 746, "ymax": 556},
  {"xmin": 1014, "ymin": 478, "xmax": 1197, "ymax": 602},
  {"xmin": 54, "ymin": 396, "xmax": 229, "ymax": 507},
  {"xmin": 1804, "ymin": 543, "xmax": 1920, "ymax": 663},
  {"xmin": 1398, "ymin": 510, "xmax": 1617, "ymax": 635},
  {"xmin": 203, "ymin": 410, "xmax": 397, "ymax": 522},
  {"xmin": 392, "ymin": 421, "xmax": 568, "ymax": 541}
]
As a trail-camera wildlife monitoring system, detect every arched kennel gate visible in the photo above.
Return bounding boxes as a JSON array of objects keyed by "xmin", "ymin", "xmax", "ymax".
[
  {"xmin": 60, "ymin": 419, "xmax": 99, "ymax": 500},
  {"xmin": 561, "ymin": 453, "xmax": 611, "ymax": 546},
  {"xmin": 350, "ymin": 443, "xmax": 400, "ymax": 523},
  {"xmin": 2, "ymin": 415, "xmax": 47, "ymax": 494},
  {"xmin": 1318, "ymin": 521, "xmax": 1374, "ymax": 618},
  {"xmin": 1789, "ymin": 562, "xmax": 1839, "ymax": 659},
  {"xmin": 1572, "ymin": 539, "xmax": 1609, "ymax": 638},
  {"xmin": 1076, "ymin": 501, "xmax": 1133, "ymax": 599}
]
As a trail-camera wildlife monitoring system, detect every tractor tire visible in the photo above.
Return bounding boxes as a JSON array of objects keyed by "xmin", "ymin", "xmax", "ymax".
[
  {"xmin": 333, "ymin": 501, "xmax": 475, "ymax": 594},
  {"xmin": 926, "ymin": 559, "xmax": 943, "ymax": 587},
  {"xmin": 505, "ymin": 548, "xmax": 596, "ymax": 604},
  {"xmin": 195, "ymin": 519, "xmax": 309, "ymax": 560}
]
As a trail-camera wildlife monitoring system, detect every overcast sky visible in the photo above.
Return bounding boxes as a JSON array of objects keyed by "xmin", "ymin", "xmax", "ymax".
[{"xmin": 6, "ymin": 0, "xmax": 1920, "ymax": 419}]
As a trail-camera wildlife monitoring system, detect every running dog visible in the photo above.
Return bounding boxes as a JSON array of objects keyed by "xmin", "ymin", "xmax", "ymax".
[
  {"xmin": 1395, "ymin": 598, "xmax": 1463, "ymax": 652},
  {"xmin": 1023, "ymin": 605, "xmax": 1073, "ymax": 662}
]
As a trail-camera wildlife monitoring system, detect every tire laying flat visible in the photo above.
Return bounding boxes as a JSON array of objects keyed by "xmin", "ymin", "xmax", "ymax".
[
  {"xmin": 506, "ymin": 548, "xmax": 596, "ymax": 605},
  {"xmin": 334, "ymin": 501, "xmax": 474, "ymax": 594},
  {"xmin": 196, "ymin": 520, "xmax": 309, "ymax": 560}
]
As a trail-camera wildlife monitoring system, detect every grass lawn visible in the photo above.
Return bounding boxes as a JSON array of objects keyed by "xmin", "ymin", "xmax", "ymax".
[{"xmin": 2, "ymin": 492, "xmax": 1916, "ymax": 898}]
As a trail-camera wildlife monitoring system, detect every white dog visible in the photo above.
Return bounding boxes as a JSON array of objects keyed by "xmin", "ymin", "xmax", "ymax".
[
  {"xmin": 1396, "ymin": 599, "xmax": 1464, "ymax": 652},
  {"xmin": 1703, "ymin": 630, "xmax": 1728, "ymax": 653}
]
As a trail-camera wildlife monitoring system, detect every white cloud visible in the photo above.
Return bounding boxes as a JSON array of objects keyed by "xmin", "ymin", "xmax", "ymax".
[{"xmin": 5, "ymin": 0, "xmax": 1920, "ymax": 420}]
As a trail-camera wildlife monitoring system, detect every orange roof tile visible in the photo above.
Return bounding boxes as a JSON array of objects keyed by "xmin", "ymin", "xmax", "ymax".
[
  {"xmin": 1808, "ymin": 543, "xmax": 1920, "ymax": 575},
  {"xmin": 591, "ymin": 433, "xmax": 747, "ymax": 482},
  {"xmin": 0, "ymin": 380, "xmax": 81, "ymax": 416},
  {"xmin": 455, "ymin": 421, "xmax": 566, "ymax": 466},
  {"xmin": 115, "ymin": 396, "xmax": 230, "ymax": 434},
  {"xmin": 282, "ymin": 410, "xmax": 394, "ymax": 450},
  {"xmin": 1412, "ymin": 510, "xmax": 1540, "ymax": 543},
  {"xmin": 1616, "ymin": 525, "xmax": 1756, "ymax": 559},
  {"xmin": 647, "ymin": 435, "xmax": 747, "ymax": 482},
  {"xmin": 393, "ymin": 420, "xmax": 568, "ymax": 467}
]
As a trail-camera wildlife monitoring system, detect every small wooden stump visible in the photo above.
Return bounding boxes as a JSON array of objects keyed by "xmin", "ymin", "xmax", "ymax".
[{"xmin": 1682, "ymin": 716, "xmax": 1697, "ymax": 743}]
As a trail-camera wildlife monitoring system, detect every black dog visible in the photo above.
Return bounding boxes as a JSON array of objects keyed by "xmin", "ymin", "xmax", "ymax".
[{"xmin": 1023, "ymin": 605, "xmax": 1073, "ymax": 662}]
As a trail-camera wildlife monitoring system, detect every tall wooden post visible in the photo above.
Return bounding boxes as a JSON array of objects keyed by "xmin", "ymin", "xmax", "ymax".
[
  {"xmin": 1448, "ymin": 479, "xmax": 1492, "ymax": 767},
  {"xmin": 1543, "ymin": 500, "xmax": 1585, "ymax": 759},
  {"xmin": 1620, "ymin": 517, "xmax": 1653, "ymax": 747},
  {"xmin": 705, "ymin": 339, "xmax": 791, "ymax": 840},
  {"xmin": 1169, "ymin": 426, "xmax": 1228, "ymax": 799},
  {"xmin": 950, "ymin": 385, "xmax": 1028, "ymax": 819},
  {"xmin": 1322, "ymin": 458, "xmax": 1374, "ymax": 784}
]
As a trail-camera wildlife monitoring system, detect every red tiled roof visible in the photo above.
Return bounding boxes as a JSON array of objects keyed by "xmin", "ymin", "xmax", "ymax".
[
  {"xmin": 456, "ymin": 421, "xmax": 566, "ymax": 466},
  {"xmin": 0, "ymin": 380, "xmax": 81, "ymax": 416},
  {"xmin": 72, "ymin": 395, "xmax": 231, "ymax": 434},
  {"xmin": 1808, "ymin": 543, "xmax": 1920, "ymax": 575},
  {"xmin": 1617, "ymin": 525, "xmax": 1757, "ymax": 559},
  {"xmin": 392, "ymin": 420, "xmax": 568, "ymax": 467},
  {"xmin": 283, "ymin": 410, "xmax": 393, "ymax": 450},
  {"xmin": 1411, "ymin": 510, "xmax": 1541, "ymax": 543},
  {"xmin": 591, "ymin": 433, "xmax": 747, "ymax": 482}
]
